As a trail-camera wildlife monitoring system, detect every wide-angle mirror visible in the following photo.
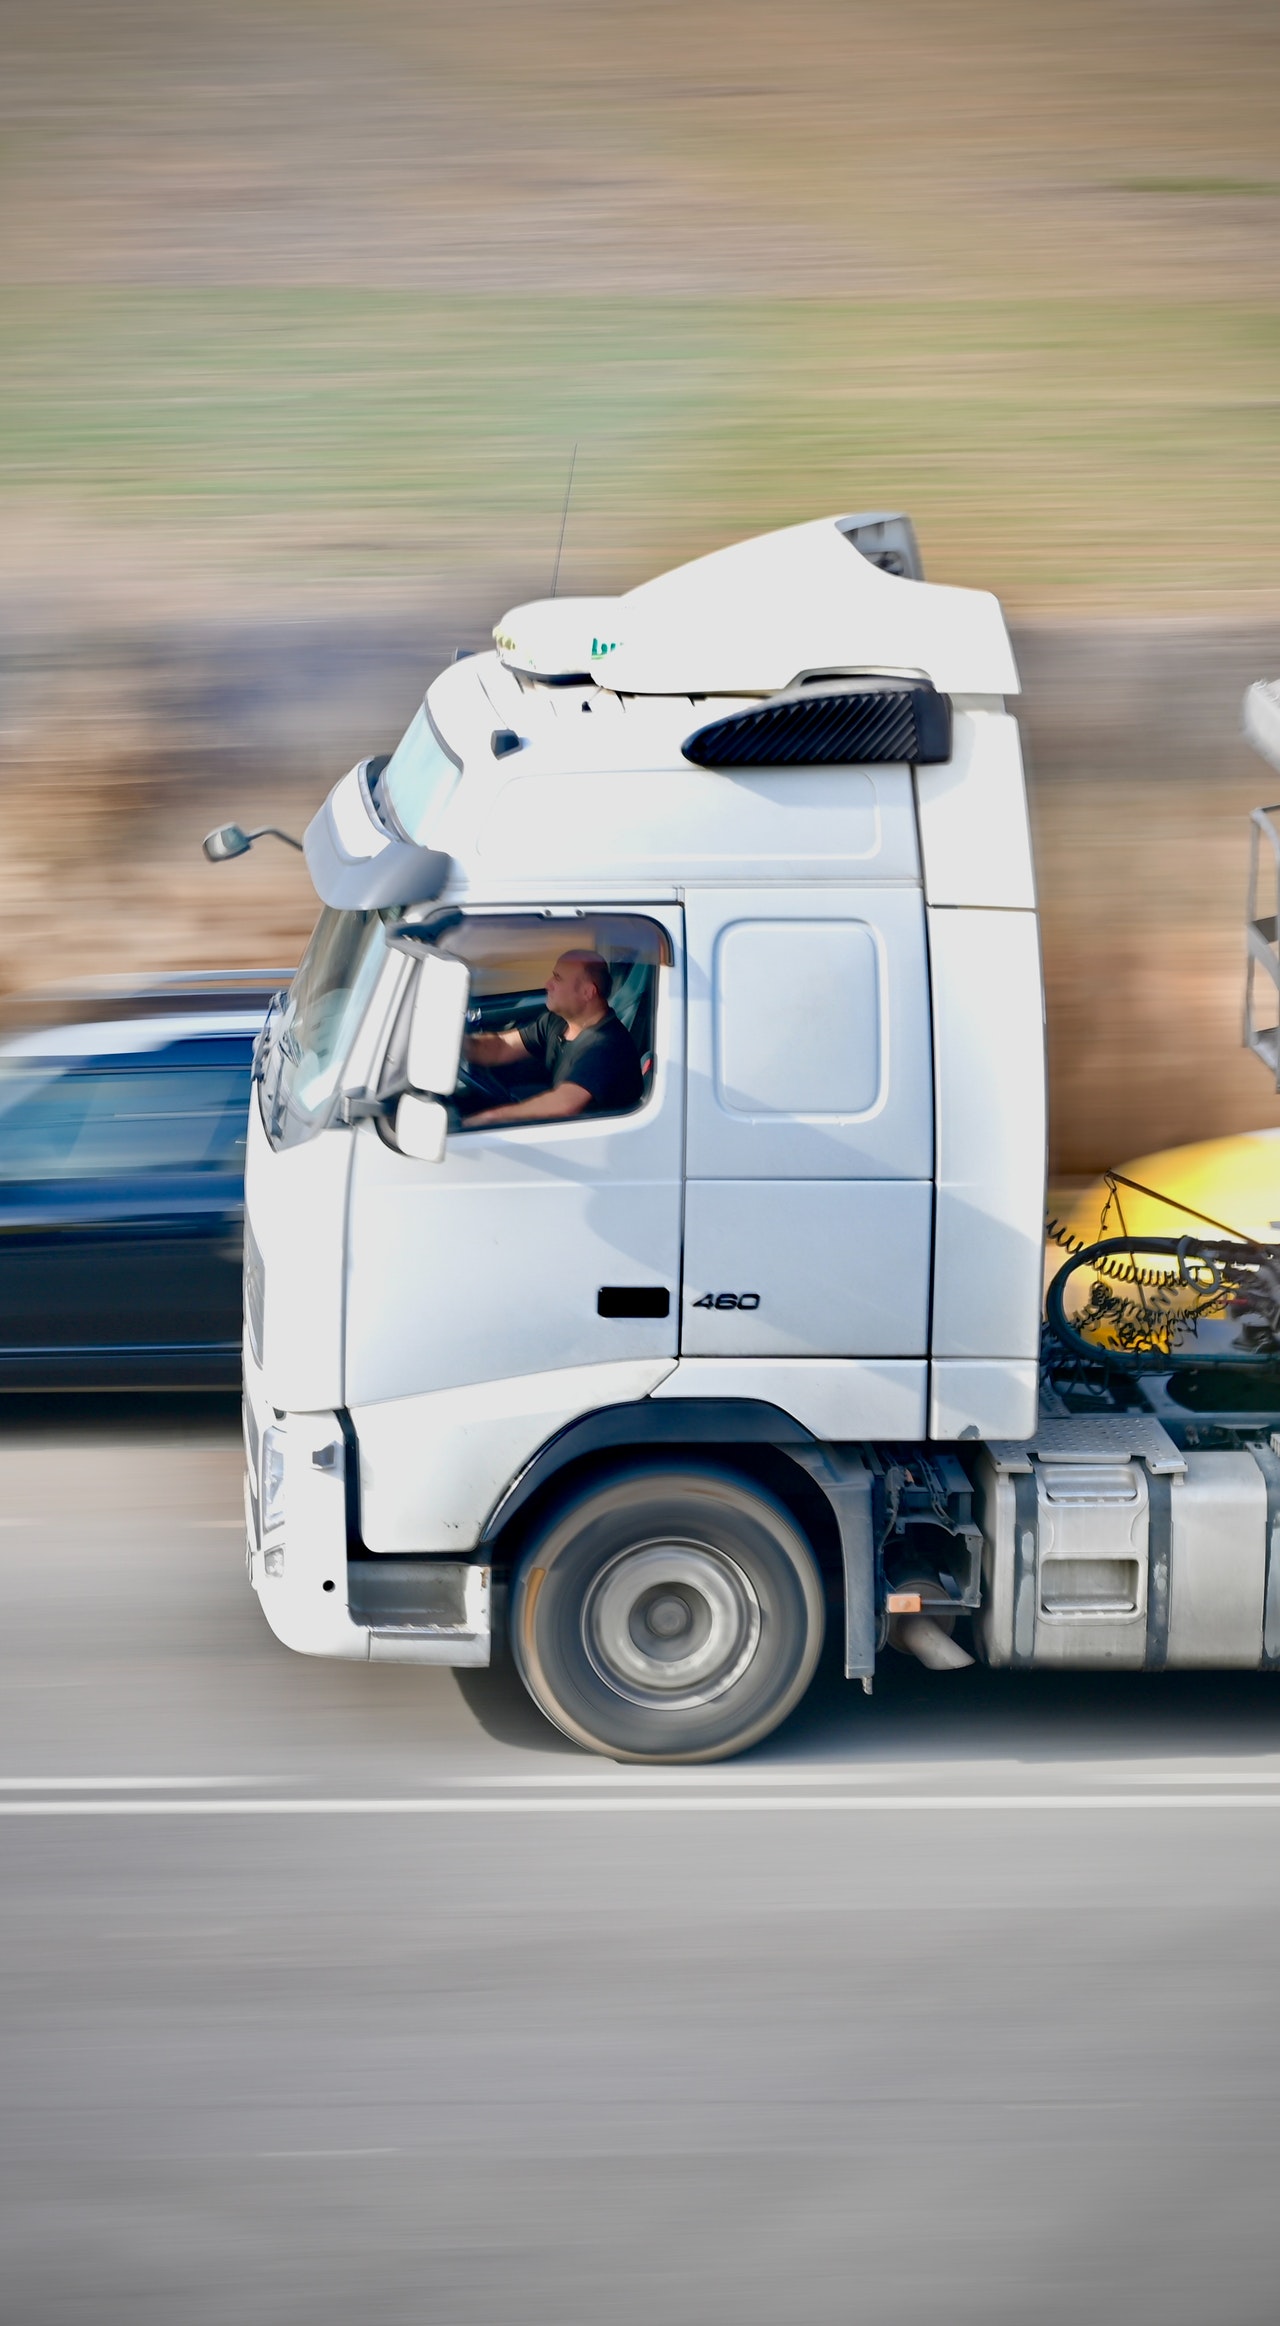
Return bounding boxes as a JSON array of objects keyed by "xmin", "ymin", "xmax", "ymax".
[{"xmin": 394, "ymin": 1092, "xmax": 449, "ymax": 1164}]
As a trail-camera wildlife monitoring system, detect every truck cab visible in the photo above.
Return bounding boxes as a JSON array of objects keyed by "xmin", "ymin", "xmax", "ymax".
[{"xmin": 236, "ymin": 513, "xmax": 1280, "ymax": 1760}]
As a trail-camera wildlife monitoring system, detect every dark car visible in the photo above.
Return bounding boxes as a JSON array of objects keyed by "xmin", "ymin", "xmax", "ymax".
[{"xmin": 0, "ymin": 971, "xmax": 290, "ymax": 1388}]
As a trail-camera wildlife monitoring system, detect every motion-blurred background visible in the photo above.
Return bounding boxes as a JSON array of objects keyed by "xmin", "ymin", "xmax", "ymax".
[
  {"xmin": 2, "ymin": 0, "xmax": 1279, "ymax": 1171},
  {"xmin": 6, "ymin": 18, "xmax": 1280, "ymax": 2319}
]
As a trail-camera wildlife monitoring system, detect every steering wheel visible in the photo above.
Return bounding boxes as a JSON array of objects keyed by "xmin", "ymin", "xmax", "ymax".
[{"xmin": 450, "ymin": 1057, "xmax": 517, "ymax": 1115}]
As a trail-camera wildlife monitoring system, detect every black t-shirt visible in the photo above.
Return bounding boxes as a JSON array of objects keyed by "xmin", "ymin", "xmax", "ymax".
[{"xmin": 520, "ymin": 1008, "xmax": 643, "ymax": 1115}]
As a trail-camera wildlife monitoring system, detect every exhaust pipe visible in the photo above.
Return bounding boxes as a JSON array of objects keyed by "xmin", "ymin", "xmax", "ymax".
[{"xmin": 889, "ymin": 1608, "xmax": 975, "ymax": 1671}]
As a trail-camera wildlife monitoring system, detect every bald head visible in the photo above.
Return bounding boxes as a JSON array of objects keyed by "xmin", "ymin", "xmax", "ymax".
[{"xmin": 545, "ymin": 950, "xmax": 612, "ymax": 1027}]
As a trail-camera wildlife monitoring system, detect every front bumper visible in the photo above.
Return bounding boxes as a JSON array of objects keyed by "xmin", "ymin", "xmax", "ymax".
[{"xmin": 243, "ymin": 1354, "xmax": 489, "ymax": 1666}]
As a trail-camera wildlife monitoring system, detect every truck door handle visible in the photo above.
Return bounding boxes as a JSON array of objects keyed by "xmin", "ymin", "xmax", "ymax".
[{"xmin": 597, "ymin": 1286, "xmax": 671, "ymax": 1319}]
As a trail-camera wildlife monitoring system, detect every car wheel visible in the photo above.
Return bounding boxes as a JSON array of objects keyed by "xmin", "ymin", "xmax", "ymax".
[{"xmin": 510, "ymin": 1463, "xmax": 826, "ymax": 1762}]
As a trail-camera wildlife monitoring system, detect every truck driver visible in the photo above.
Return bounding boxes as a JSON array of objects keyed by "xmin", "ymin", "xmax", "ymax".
[{"xmin": 461, "ymin": 951, "xmax": 643, "ymax": 1128}]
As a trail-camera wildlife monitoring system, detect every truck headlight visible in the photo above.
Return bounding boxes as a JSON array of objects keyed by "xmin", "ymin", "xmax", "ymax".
[{"xmin": 261, "ymin": 1425, "xmax": 286, "ymax": 1535}]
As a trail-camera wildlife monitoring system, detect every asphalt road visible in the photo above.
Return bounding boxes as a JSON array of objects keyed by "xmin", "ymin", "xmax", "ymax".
[{"xmin": 3, "ymin": 1400, "xmax": 1280, "ymax": 2325}]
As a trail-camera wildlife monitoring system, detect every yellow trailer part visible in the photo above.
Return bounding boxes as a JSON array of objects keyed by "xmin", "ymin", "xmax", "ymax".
[{"xmin": 1051, "ymin": 1129, "xmax": 1280, "ymax": 1255}]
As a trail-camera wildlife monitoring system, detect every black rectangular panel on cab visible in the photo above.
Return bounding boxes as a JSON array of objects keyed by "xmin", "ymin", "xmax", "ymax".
[{"xmin": 597, "ymin": 1286, "xmax": 671, "ymax": 1319}]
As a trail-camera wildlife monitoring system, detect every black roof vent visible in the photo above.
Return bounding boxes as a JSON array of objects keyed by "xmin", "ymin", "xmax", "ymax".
[{"xmin": 682, "ymin": 678, "xmax": 952, "ymax": 769}]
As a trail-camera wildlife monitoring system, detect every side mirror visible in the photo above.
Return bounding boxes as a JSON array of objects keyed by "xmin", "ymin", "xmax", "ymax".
[
  {"xmin": 204, "ymin": 824, "xmax": 251, "ymax": 861},
  {"xmin": 394, "ymin": 1093, "xmax": 449, "ymax": 1164},
  {"xmin": 203, "ymin": 823, "xmax": 304, "ymax": 862},
  {"xmin": 407, "ymin": 952, "xmax": 470, "ymax": 1097}
]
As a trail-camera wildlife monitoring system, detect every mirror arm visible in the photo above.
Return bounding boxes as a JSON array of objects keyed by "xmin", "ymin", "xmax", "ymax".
[
  {"xmin": 203, "ymin": 823, "xmax": 304, "ymax": 863},
  {"xmin": 337, "ymin": 1089, "xmax": 401, "ymax": 1125},
  {"xmin": 249, "ymin": 826, "xmax": 305, "ymax": 851},
  {"xmin": 386, "ymin": 908, "xmax": 464, "ymax": 956}
]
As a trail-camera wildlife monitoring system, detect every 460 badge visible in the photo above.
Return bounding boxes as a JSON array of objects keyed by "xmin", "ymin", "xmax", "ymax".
[{"xmin": 691, "ymin": 1291, "xmax": 761, "ymax": 1310}]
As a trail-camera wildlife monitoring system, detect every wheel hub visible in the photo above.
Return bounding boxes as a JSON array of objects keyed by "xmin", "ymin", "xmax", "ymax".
[
  {"xmin": 582, "ymin": 1540, "xmax": 762, "ymax": 1708},
  {"xmin": 642, "ymin": 1592, "xmax": 694, "ymax": 1642}
]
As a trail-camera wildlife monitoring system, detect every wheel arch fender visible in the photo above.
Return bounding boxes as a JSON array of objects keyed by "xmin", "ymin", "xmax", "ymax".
[{"xmin": 478, "ymin": 1397, "xmax": 868, "ymax": 1671}]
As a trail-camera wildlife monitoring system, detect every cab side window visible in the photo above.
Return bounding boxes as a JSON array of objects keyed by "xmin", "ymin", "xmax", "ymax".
[{"xmin": 438, "ymin": 914, "xmax": 669, "ymax": 1127}]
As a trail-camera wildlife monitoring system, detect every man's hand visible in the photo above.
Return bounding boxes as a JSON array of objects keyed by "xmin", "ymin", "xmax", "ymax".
[
  {"xmin": 467, "ymin": 1082, "xmax": 592, "ymax": 1129},
  {"xmin": 464, "ymin": 1028, "xmax": 528, "ymax": 1065}
]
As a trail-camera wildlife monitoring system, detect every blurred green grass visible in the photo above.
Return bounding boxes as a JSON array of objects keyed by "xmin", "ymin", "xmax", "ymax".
[{"xmin": 3, "ymin": 289, "xmax": 1279, "ymax": 609}]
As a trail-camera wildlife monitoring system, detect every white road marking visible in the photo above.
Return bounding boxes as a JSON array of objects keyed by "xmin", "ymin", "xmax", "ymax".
[
  {"xmin": 3, "ymin": 1766, "xmax": 1278, "ymax": 1798},
  {"xmin": 464, "ymin": 1764, "xmax": 1280, "ymax": 1790},
  {"xmin": 0, "ymin": 1776, "xmax": 266, "ymax": 1791},
  {"xmin": 5, "ymin": 1792, "xmax": 1280, "ymax": 1816}
]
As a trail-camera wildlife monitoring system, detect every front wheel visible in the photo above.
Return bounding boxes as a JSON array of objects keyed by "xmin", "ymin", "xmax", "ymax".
[{"xmin": 510, "ymin": 1464, "xmax": 826, "ymax": 1762}]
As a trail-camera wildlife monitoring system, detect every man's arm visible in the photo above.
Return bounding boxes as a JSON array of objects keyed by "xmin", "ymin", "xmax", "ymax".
[
  {"xmin": 466, "ymin": 1082, "xmax": 592, "ymax": 1129},
  {"xmin": 463, "ymin": 1027, "xmax": 529, "ymax": 1065}
]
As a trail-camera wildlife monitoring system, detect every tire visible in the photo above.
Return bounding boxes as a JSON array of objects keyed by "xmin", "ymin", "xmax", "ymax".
[{"xmin": 510, "ymin": 1462, "xmax": 826, "ymax": 1762}]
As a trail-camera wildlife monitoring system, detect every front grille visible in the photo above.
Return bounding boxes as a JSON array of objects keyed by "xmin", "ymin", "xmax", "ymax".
[
  {"xmin": 242, "ymin": 1395, "xmax": 261, "ymax": 1544},
  {"xmin": 242, "ymin": 1394, "xmax": 260, "ymax": 1484},
  {"xmin": 244, "ymin": 1218, "xmax": 265, "ymax": 1368}
]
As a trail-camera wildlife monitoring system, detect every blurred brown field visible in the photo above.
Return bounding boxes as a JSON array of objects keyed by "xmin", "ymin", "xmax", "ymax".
[{"xmin": 1, "ymin": 0, "xmax": 1279, "ymax": 1170}]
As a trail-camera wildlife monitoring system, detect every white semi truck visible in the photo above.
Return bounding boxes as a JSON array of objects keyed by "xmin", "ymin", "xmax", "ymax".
[{"xmin": 212, "ymin": 513, "xmax": 1280, "ymax": 1760}]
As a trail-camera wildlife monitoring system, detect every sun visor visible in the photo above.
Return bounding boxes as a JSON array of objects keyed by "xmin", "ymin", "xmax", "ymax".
[
  {"xmin": 600, "ymin": 515, "xmax": 1020, "ymax": 697},
  {"xmin": 303, "ymin": 783, "xmax": 451, "ymax": 910}
]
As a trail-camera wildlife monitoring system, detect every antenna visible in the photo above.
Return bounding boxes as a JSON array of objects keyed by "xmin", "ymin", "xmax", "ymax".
[{"xmin": 550, "ymin": 441, "xmax": 578, "ymax": 598}]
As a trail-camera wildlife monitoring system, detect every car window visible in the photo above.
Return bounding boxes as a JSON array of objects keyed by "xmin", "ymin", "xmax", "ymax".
[{"xmin": 0, "ymin": 1062, "xmax": 251, "ymax": 1179}]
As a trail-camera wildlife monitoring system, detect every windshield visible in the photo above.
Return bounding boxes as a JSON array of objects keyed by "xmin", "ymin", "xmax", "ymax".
[
  {"xmin": 261, "ymin": 909, "xmax": 389, "ymax": 1149},
  {"xmin": 381, "ymin": 706, "xmax": 461, "ymax": 844}
]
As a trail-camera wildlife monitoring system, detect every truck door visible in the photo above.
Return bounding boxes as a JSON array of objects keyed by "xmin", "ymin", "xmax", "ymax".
[
  {"xmin": 344, "ymin": 907, "xmax": 684, "ymax": 1408},
  {"xmin": 680, "ymin": 886, "xmax": 934, "ymax": 1361}
]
